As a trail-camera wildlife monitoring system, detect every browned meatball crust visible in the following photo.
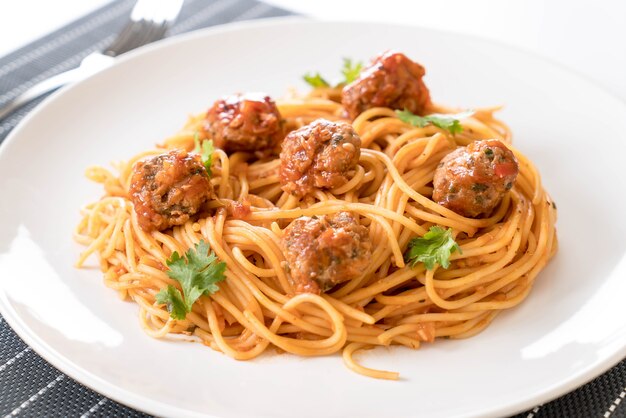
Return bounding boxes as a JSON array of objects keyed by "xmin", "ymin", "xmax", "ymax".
[
  {"xmin": 342, "ymin": 51, "xmax": 432, "ymax": 120},
  {"xmin": 279, "ymin": 119, "xmax": 361, "ymax": 197},
  {"xmin": 432, "ymin": 139, "xmax": 519, "ymax": 218},
  {"xmin": 205, "ymin": 93, "xmax": 284, "ymax": 157},
  {"xmin": 129, "ymin": 149, "xmax": 212, "ymax": 232},
  {"xmin": 281, "ymin": 212, "xmax": 371, "ymax": 294}
]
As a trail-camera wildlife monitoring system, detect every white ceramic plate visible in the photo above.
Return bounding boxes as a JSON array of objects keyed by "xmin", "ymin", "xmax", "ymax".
[{"xmin": 1, "ymin": 18, "xmax": 625, "ymax": 418}]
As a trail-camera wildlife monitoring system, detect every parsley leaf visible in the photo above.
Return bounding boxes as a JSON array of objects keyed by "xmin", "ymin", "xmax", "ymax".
[
  {"xmin": 341, "ymin": 58, "xmax": 363, "ymax": 84},
  {"xmin": 194, "ymin": 132, "xmax": 215, "ymax": 176},
  {"xmin": 302, "ymin": 58, "xmax": 364, "ymax": 88},
  {"xmin": 404, "ymin": 226, "xmax": 462, "ymax": 270},
  {"xmin": 155, "ymin": 285, "xmax": 188, "ymax": 320},
  {"xmin": 156, "ymin": 240, "xmax": 226, "ymax": 320},
  {"xmin": 303, "ymin": 72, "xmax": 331, "ymax": 88},
  {"xmin": 396, "ymin": 109, "xmax": 474, "ymax": 134}
]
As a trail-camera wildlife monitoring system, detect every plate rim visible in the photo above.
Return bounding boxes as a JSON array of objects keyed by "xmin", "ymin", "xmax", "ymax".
[{"xmin": 1, "ymin": 16, "xmax": 625, "ymax": 418}]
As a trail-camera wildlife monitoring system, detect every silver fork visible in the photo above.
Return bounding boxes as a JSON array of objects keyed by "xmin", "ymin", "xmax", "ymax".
[{"xmin": 0, "ymin": 0, "xmax": 183, "ymax": 120}]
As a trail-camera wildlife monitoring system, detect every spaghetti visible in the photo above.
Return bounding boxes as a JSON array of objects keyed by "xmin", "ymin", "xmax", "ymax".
[{"xmin": 75, "ymin": 54, "xmax": 557, "ymax": 380}]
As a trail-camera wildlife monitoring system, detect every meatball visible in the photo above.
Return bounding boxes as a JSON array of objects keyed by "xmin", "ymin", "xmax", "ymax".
[
  {"xmin": 279, "ymin": 119, "xmax": 361, "ymax": 197},
  {"xmin": 432, "ymin": 139, "xmax": 519, "ymax": 218},
  {"xmin": 281, "ymin": 212, "xmax": 371, "ymax": 294},
  {"xmin": 342, "ymin": 51, "xmax": 432, "ymax": 120},
  {"xmin": 205, "ymin": 93, "xmax": 284, "ymax": 157},
  {"xmin": 129, "ymin": 149, "xmax": 212, "ymax": 232}
]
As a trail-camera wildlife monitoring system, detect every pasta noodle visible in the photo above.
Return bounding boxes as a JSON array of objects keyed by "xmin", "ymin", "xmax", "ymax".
[{"xmin": 75, "ymin": 85, "xmax": 557, "ymax": 380}]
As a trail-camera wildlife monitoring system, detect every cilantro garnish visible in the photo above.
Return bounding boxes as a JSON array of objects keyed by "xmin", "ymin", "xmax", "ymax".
[
  {"xmin": 156, "ymin": 240, "xmax": 226, "ymax": 320},
  {"xmin": 404, "ymin": 226, "xmax": 462, "ymax": 270},
  {"xmin": 303, "ymin": 72, "xmax": 331, "ymax": 88},
  {"xmin": 302, "ymin": 58, "xmax": 364, "ymax": 88},
  {"xmin": 194, "ymin": 132, "xmax": 214, "ymax": 176},
  {"xmin": 155, "ymin": 284, "xmax": 188, "ymax": 320},
  {"xmin": 341, "ymin": 58, "xmax": 363, "ymax": 84},
  {"xmin": 396, "ymin": 109, "xmax": 474, "ymax": 135}
]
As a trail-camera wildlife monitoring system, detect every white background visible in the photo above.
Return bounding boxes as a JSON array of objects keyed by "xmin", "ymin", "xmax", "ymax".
[{"xmin": 1, "ymin": 0, "xmax": 625, "ymax": 101}]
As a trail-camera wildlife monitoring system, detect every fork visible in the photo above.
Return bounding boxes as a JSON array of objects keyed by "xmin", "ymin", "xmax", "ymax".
[{"xmin": 0, "ymin": 0, "xmax": 183, "ymax": 120}]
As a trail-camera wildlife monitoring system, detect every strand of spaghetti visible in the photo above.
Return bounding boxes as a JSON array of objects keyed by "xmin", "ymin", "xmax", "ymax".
[
  {"xmin": 122, "ymin": 218, "xmax": 138, "ymax": 272},
  {"xmin": 359, "ymin": 165, "xmax": 377, "ymax": 184},
  {"xmin": 105, "ymin": 272, "xmax": 149, "ymax": 290},
  {"xmin": 359, "ymin": 151, "xmax": 387, "ymax": 196},
  {"xmin": 354, "ymin": 115, "xmax": 407, "ymax": 148},
  {"xmin": 232, "ymin": 247, "xmax": 276, "ymax": 277},
  {"xmin": 374, "ymin": 287, "xmax": 428, "ymax": 306},
  {"xmin": 397, "ymin": 162, "xmax": 443, "ymax": 197},
  {"xmin": 342, "ymin": 343, "xmax": 399, "ymax": 380},
  {"xmin": 76, "ymin": 215, "xmax": 117, "ymax": 267},
  {"xmin": 247, "ymin": 202, "xmax": 427, "ymax": 236},
  {"xmin": 329, "ymin": 239, "xmax": 399, "ymax": 298},
  {"xmin": 519, "ymin": 198, "xmax": 536, "ymax": 249},
  {"xmin": 370, "ymin": 213, "xmax": 404, "ymax": 267},
  {"xmin": 457, "ymin": 118, "xmax": 505, "ymax": 142},
  {"xmin": 514, "ymin": 171, "xmax": 535, "ymax": 205},
  {"xmin": 138, "ymin": 307, "xmax": 173, "ymax": 338},
  {"xmin": 331, "ymin": 165, "xmax": 366, "ymax": 195},
  {"xmin": 451, "ymin": 221, "xmax": 507, "ymax": 251},
  {"xmin": 380, "ymin": 315, "xmax": 470, "ymax": 344},
  {"xmin": 372, "ymin": 302, "xmax": 431, "ymax": 323},
  {"xmin": 248, "ymin": 174, "xmax": 280, "ymax": 190},
  {"xmin": 85, "ymin": 197, "xmax": 115, "ymax": 237},
  {"xmin": 277, "ymin": 98, "xmax": 343, "ymax": 113},
  {"xmin": 247, "ymin": 158, "xmax": 280, "ymax": 176},
  {"xmin": 101, "ymin": 205, "xmax": 128, "ymax": 258},
  {"xmin": 87, "ymin": 166, "xmax": 127, "ymax": 197},
  {"xmin": 460, "ymin": 280, "xmax": 534, "ymax": 312},
  {"xmin": 153, "ymin": 230, "xmax": 186, "ymax": 257},
  {"xmin": 341, "ymin": 268, "xmax": 419, "ymax": 305},
  {"xmin": 389, "ymin": 193, "xmax": 410, "ymax": 238},
  {"xmin": 204, "ymin": 297, "xmax": 269, "ymax": 360},
  {"xmin": 215, "ymin": 149, "xmax": 230, "ymax": 198},
  {"xmin": 322, "ymin": 295, "xmax": 376, "ymax": 325},
  {"xmin": 392, "ymin": 133, "xmax": 449, "ymax": 173},
  {"xmin": 511, "ymin": 145, "xmax": 543, "ymax": 204},
  {"xmin": 128, "ymin": 210, "xmax": 171, "ymax": 263},
  {"xmin": 219, "ymin": 279, "xmax": 263, "ymax": 325},
  {"xmin": 385, "ymin": 127, "xmax": 448, "ymax": 157},
  {"xmin": 443, "ymin": 311, "xmax": 499, "ymax": 339}
]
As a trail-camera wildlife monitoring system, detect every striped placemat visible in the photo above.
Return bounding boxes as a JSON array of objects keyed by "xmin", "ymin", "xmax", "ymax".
[{"xmin": 0, "ymin": 1, "xmax": 624, "ymax": 416}]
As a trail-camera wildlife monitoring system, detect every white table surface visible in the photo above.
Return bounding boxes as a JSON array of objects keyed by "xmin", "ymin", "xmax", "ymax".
[{"xmin": 1, "ymin": 0, "xmax": 625, "ymax": 102}]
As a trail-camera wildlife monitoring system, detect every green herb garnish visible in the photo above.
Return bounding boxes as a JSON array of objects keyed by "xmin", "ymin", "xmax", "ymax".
[
  {"xmin": 404, "ymin": 226, "xmax": 462, "ymax": 270},
  {"xmin": 303, "ymin": 72, "xmax": 331, "ymax": 88},
  {"xmin": 156, "ymin": 240, "xmax": 226, "ymax": 320},
  {"xmin": 303, "ymin": 58, "xmax": 364, "ymax": 88},
  {"xmin": 341, "ymin": 58, "xmax": 363, "ymax": 84},
  {"xmin": 194, "ymin": 132, "xmax": 215, "ymax": 176},
  {"xmin": 396, "ymin": 109, "xmax": 474, "ymax": 135}
]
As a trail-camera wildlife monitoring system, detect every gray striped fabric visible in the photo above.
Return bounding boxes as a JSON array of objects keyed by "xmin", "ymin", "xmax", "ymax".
[{"xmin": 0, "ymin": 1, "xmax": 624, "ymax": 417}]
